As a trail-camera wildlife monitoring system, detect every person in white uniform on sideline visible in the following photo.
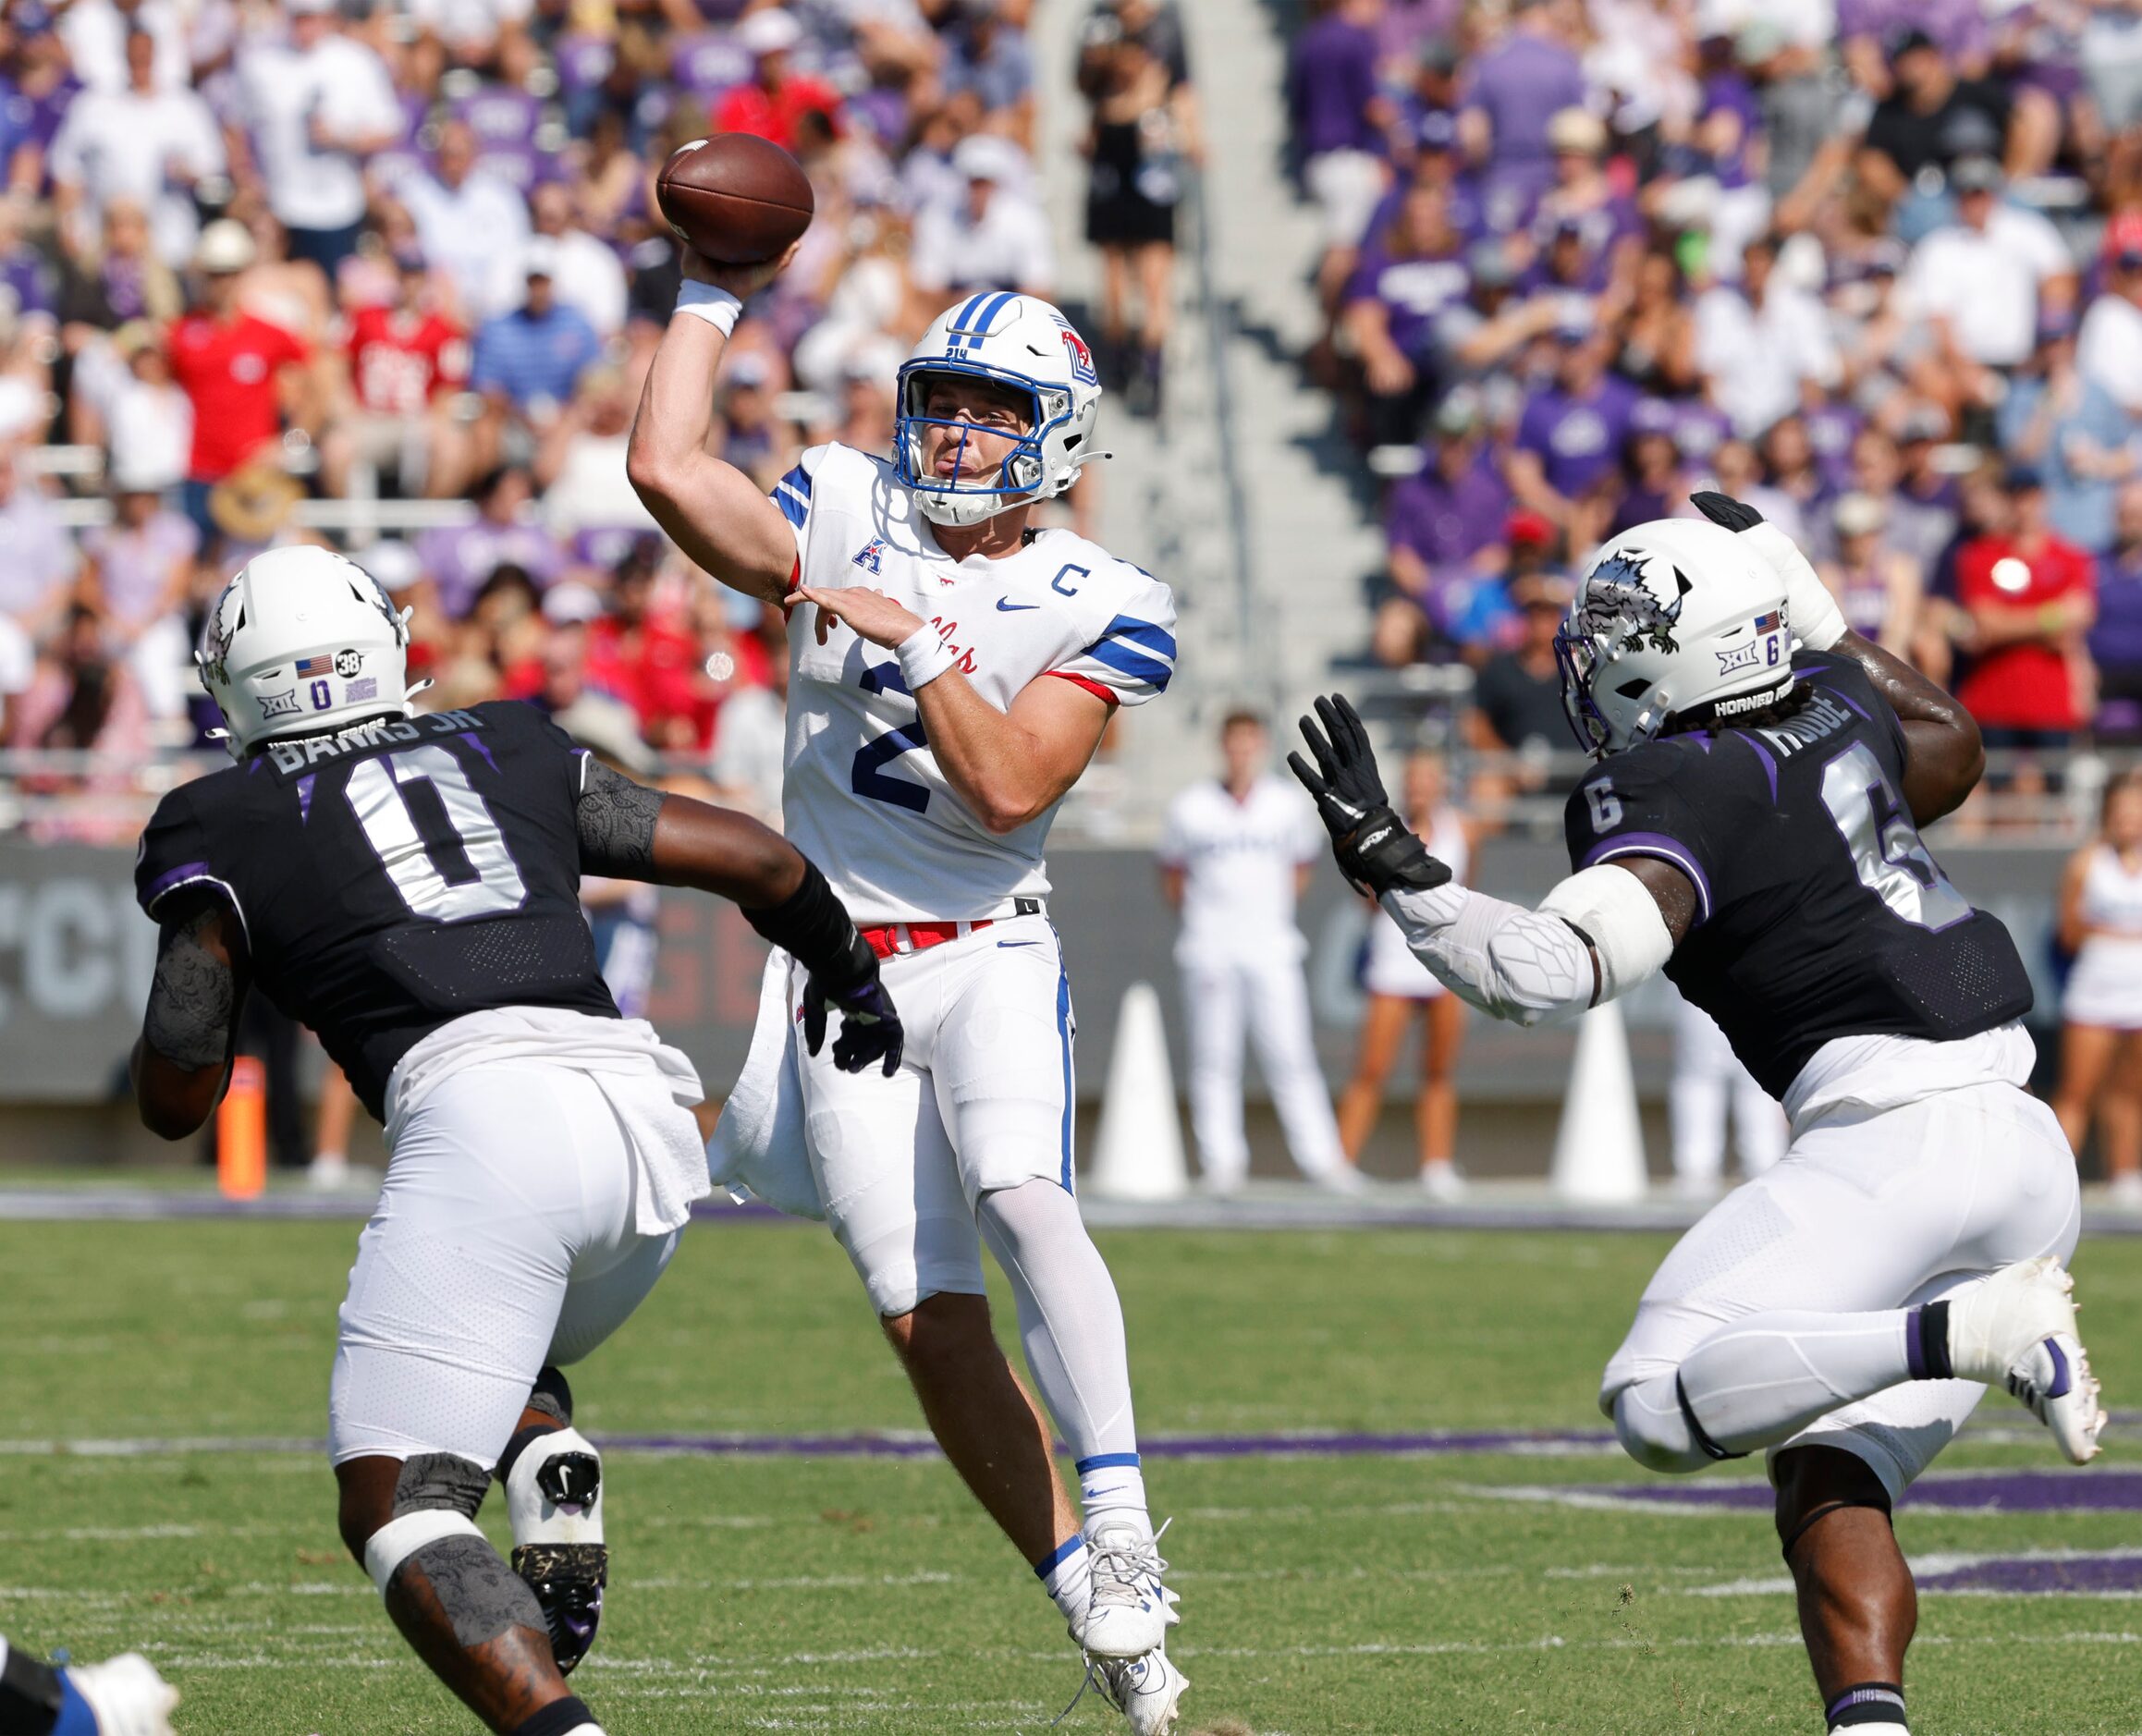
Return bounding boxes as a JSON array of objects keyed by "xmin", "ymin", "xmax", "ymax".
[
  {"xmin": 1337, "ymin": 748, "xmax": 1470, "ymax": 1198},
  {"xmin": 629, "ymin": 252, "xmax": 1187, "ymax": 1730},
  {"xmin": 2053, "ymin": 768, "xmax": 2142, "ymax": 1206},
  {"xmin": 1670, "ymin": 993, "xmax": 1786, "ymax": 1199},
  {"xmin": 1158, "ymin": 711, "xmax": 1353, "ymax": 1193}
]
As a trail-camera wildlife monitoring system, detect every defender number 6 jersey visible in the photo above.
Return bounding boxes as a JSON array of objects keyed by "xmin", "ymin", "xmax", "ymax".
[
  {"xmin": 1563, "ymin": 651, "xmax": 2034, "ymax": 1097},
  {"xmin": 135, "ymin": 701, "xmax": 618, "ymax": 1119},
  {"xmin": 776, "ymin": 442, "xmax": 1177, "ymax": 924}
]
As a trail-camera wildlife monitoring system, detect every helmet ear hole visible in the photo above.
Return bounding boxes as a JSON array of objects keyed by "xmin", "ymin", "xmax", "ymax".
[{"xmin": 1615, "ymin": 677, "xmax": 1651, "ymax": 699}]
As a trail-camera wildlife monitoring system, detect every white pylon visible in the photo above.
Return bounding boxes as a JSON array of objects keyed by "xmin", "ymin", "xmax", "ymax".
[
  {"xmin": 1086, "ymin": 981, "xmax": 1190, "ymax": 1201},
  {"xmin": 1550, "ymin": 999, "xmax": 1649, "ymax": 1204}
]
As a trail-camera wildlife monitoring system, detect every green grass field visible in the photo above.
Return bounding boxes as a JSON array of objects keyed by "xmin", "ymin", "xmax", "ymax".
[{"xmin": 8, "ymin": 1217, "xmax": 2142, "ymax": 1734}]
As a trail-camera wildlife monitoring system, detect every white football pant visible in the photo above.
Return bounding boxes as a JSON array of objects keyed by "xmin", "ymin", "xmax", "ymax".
[
  {"xmin": 1605, "ymin": 1070, "xmax": 2081, "ymax": 1499},
  {"xmin": 795, "ymin": 914, "xmax": 1077, "ymax": 1317},
  {"xmin": 328, "ymin": 1059, "xmax": 685, "ymax": 1468},
  {"xmin": 1181, "ymin": 954, "xmax": 1348, "ymax": 1189}
]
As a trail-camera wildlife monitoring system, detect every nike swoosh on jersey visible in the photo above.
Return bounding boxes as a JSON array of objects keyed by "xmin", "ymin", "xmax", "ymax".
[
  {"xmin": 995, "ymin": 598, "xmax": 1040, "ymax": 611},
  {"xmin": 996, "ymin": 938, "xmax": 1044, "ymax": 948}
]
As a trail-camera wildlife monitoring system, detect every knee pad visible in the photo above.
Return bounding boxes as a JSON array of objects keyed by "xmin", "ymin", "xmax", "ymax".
[
  {"xmin": 362, "ymin": 1454, "xmax": 547, "ymax": 1649},
  {"xmin": 1610, "ymin": 1382, "xmax": 1715, "ymax": 1476},
  {"xmin": 498, "ymin": 1425, "xmax": 607, "ymax": 1675},
  {"xmin": 362, "ymin": 1452, "xmax": 492, "ymax": 1593}
]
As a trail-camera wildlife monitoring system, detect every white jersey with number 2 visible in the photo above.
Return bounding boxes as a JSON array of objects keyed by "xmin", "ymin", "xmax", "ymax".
[{"xmin": 774, "ymin": 441, "xmax": 1177, "ymax": 924}]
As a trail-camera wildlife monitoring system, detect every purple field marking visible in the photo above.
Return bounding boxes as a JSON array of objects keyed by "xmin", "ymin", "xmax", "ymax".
[{"xmin": 1919, "ymin": 1555, "xmax": 2142, "ymax": 1595}]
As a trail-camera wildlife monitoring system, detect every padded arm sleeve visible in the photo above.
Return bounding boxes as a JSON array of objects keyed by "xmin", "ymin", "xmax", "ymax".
[{"xmin": 1380, "ymin": 864, "xmax": 1674, "ymax": 1027}]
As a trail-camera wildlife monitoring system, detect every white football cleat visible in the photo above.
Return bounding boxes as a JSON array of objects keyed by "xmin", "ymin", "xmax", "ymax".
[
  {"xmin": 1078, "ymin": 1522, "xmax": 1172, "ymax": 1659},
  {"xmin": 67, "ymin": 1653, "xmax": 179, "ymax": 1736},
  {"xmin": 1947, "ymin": 1256, "xmax": 2106, "ymax": 1464},
  {"xmin": 1092, "ymin": 1642, "xmax": 1188, "ymax": 1736}
]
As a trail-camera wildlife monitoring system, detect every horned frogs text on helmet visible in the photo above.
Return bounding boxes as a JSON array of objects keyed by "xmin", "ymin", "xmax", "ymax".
[
  {"xmin": 1556, "ymin": 517, "xmax": 1793, "ymax": 757},
  {"xmin": 197, "ymin": 545, "xmax": 416, "ymax": 758},
  {"xmin": 893, "ymin": 291, "xmax": 1103, "ymax": 527}
]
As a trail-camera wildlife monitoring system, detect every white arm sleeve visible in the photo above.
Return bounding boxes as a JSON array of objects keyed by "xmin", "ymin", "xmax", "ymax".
[{"xmin": 1380, "ymin": 864, "xmax": 1675, "ymax": 1027}]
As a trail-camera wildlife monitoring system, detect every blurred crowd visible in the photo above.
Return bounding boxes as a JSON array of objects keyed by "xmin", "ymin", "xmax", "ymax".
[
  {"xmin": 1291, "ymin": 0, "xmax": 2142, "ymax": 786},
  {"xmin": 0, "ymin": 0, "xmax": 1206, "ymax": 837}
]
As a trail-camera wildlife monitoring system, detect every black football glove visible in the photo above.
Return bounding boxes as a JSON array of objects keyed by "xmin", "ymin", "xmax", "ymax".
[
  {"xmin": 1690, "ymin": 490, "xmax": 1763, "ymax": 532},
  {"xmin": 1287, "ymin": 693, "xmax": 1451, "ymax": 899},
  {"xmin": 802, "ymin": 967, "xmax": 905, "ymax": 1077}
]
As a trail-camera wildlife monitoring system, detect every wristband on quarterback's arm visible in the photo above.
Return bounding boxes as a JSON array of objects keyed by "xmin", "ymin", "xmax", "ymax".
[{"xmin": 1379, "ymin": 863, "xmax": 1673, "ymax": 1026}]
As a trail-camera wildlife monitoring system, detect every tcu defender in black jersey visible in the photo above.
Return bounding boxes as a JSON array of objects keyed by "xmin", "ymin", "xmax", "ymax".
[
  {"xmin": 138, "ymin": 700, "xmax": 620, "ymax": 1121},
  {"xmin": 1293, "ymin": 503, "xmax": 2102, "ymax": 1736},
  {"xmin": 130, "ymin": 547, "xmax": 903, "ymax": 1736},
  {"xmin": 1566, "ymin": 649, "xmax": 2034, "ymax": 1099}
]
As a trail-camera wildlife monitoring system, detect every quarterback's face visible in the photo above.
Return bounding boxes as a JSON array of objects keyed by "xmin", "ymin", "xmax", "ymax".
[{"xmin": 918, "ymin": 375, "xmax": 1033, "ymax": 482}]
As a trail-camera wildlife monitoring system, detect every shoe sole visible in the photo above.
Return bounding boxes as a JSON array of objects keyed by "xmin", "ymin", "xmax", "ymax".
[{"xmin": 2032, "ymin": 1329, "xmax": 2107, "ymax": 1465}]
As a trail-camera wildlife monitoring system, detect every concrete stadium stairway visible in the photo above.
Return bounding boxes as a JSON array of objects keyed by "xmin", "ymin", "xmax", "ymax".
[{"xmin": 1032, "ymin": 0, "xmax": 1380, "ymax": 828}]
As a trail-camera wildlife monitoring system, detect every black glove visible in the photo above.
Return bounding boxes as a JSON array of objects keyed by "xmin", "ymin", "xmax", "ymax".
[
  {"xmin": 1286, "ymin": 693, "xmax": 1451, "ymax": 898},
  {"xmin": 802, "ymin": 967, "xmax": 905, "ymax": 1076},
  {"xmin": 1690, "ymin": 490, "xmax": 1763, "ymax": 532}
]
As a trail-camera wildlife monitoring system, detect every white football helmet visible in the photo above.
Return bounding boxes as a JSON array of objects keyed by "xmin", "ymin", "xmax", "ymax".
[
  {"xmin": 197, "ymin": 545, "xmax": 415, "ymax": 758},
  {"xmin": 894, "ymin": 291, "xmax": 1103, "ymax": 526},
  {"xmin": 1556, "ymin": 517, "xmax": 1793, "ymax": 757}
]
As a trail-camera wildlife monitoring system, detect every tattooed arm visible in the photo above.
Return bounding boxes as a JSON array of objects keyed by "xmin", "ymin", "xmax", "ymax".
[
  {"xmin": 576, "ymin": 755, "xmax": 802, "ymax": 903},
  {"xmin": 132, "ymin": 897, "xmax": 249, "ymax": 1139}
]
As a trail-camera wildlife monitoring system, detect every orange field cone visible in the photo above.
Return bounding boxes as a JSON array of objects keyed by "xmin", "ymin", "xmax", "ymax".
[{"xmin": 217, "ymin": 1056, "xmax": 268, "ymax": 1200}]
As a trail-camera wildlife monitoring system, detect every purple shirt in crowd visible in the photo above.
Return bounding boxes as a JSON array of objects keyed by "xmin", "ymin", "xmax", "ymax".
[
  {"xmin": 1346, "ymin": 240, "xmax": 1472, "ymax": 358},
  {"xmin": 1698, "ymin": 72, "xmax": 1760, "ymax": 189},
  {"xmin": 2094, "ymin": 547, "xmax": 2142, "ymax": 677},
  {"xmin": 1835, "ymin": 0, "xmax": 1989, "ymax": 61},
  {"xmin": 1288, "ymin": 13, "xmax": 1381, "ymax": 158},
  {"xmin": 1515, "ymin": 373, "xmax": 1640, "ymax": 498},
  {"xmin": 1458, "ymin": 29, "xmax": 1585, "ymax": 169},
  {"xmin": 415, "ymin": 520, "xmax": 568, "ymax": 619},
  {"xmin": 1386, "ymin": 452, "xmax": 1511, "ymax": 566}
]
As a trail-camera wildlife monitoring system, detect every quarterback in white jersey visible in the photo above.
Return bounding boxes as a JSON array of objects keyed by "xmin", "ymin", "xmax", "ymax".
[{"xmin": 630, "ymin": 255, "xmax": 1186, "ymax": 1730}]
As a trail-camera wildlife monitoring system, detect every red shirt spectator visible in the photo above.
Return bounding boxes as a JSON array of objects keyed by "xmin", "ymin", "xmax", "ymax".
[
  {"xmin": 166, "ymin": 229, "xmax": 312, "ymax": 482},
  {"xmin": 716, "ymin": 13, "xmax": 839, "ymax": 152},
  {"xmin": 347, "ymin": 303, "xmax": 467, "ymax": 415},
  {"xmin": 713, "ymin": 77, "xmax": 841, "ymax": 153},
  {"xmin": 1954, "ymin": 475, "xmax": 2097, "ymax": 733}
]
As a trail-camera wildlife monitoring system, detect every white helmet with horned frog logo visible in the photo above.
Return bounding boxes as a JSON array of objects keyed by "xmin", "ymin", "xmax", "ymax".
[{"xmin": 1555, "ymin": 517, "xmax": 1793, "ymax": 758}]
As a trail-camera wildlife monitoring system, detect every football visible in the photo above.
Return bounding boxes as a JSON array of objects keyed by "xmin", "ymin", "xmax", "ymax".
[{"xmin": 655, "ymin": 133, "xmax": 815, "ymax": 267}]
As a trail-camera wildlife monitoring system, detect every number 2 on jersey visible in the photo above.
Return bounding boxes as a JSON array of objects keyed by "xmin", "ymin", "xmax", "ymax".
[
  {"xmin": 852, "ymin": 662, "xmax": 931, "ymax": 813},
  {"xmin": 346, "ymin": 744, "xmax": 529, "ymax": 920},
  {"xmin": 1819, "ymin": 741, "xmax": 1970, "ymax": 931}
]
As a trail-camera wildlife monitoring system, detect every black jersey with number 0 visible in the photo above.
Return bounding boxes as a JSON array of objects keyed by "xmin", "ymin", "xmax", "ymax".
[
  {"xmin": 1561, "ymin": 651, "xmax": 2033, "ymax": 1097},
  {"xmin": 134, "ymin": 701, "xmax": 618, "ymax": 1119}
]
